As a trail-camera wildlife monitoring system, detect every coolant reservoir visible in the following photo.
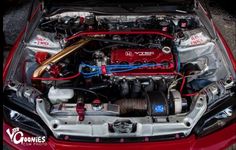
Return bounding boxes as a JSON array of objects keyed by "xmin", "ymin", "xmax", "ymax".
[{"xmin": 48, "ymin": 86, "xmax": 74, "ymax": 104}]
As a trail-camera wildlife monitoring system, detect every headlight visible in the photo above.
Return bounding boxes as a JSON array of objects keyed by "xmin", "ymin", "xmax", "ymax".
[
  {"xmin": 194, "ymin": 95, "xmax": 236, "ymax": 137},
  {"xmin": 3, "ymin": 105, "xmax": 48, "ymax": 137},
  {"xmin": 3, "ymin": 81, "xmax": 40, "ymax": 113},
  {"xmin": 3, "ymin": 81, "xmax": 51, "ymax": 137}
]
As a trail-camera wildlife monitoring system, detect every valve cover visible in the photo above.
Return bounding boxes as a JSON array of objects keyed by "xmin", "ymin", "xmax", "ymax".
[{"xmin": 110, "ymin": 48, "xmax": 175, "ymax": 75}]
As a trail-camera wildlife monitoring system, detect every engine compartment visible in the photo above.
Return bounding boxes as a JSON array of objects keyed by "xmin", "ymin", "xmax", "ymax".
[{"xmin": 4, "ymin": 10, "xmax": 235, "ymax": 138}]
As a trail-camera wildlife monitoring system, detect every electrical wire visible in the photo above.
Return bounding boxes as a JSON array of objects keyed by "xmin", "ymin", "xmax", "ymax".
[
  {"xmin": 79, "ymin": 63, "xmax": 164, "ymax": 78},
  {"xmin": 167, "ymin": 73, "xmax": 199, "ymax": 97},
  {"xmin": 181, "ymin": 92, "xmax": 199, "ymax": 97}
]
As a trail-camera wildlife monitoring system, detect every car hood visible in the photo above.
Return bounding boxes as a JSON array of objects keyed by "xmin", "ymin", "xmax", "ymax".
[{"xmin": 42, "ymin": 0, "xmax": 195, "ymax": 13}]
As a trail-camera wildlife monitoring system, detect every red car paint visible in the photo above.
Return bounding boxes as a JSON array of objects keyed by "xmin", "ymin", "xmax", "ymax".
[
  {"xmin": 3, "ymin": 122, "xmax": 236, "ymax": 150},
  {"xmin": 3, "ymin": 2, "xmax": 236, "ymax": 150}
]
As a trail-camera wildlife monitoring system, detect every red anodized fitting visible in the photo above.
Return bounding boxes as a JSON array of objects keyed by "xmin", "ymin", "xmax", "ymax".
[{"xmin": 76, "ymin": 102, "xmax": 86, "ymax": 121}]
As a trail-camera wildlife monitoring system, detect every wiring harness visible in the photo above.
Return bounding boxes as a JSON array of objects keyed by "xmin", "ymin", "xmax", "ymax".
[{"xmin": 79, "ymin": 63, "xmax": 164, "ymax": 78}]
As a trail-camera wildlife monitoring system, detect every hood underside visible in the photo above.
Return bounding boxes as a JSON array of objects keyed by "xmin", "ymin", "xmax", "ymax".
[{"xmin": 42, "ymin": 0, "xmax": 195, "ymax": 13}]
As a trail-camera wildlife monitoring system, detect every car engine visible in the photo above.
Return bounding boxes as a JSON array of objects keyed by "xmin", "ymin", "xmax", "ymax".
[{"xmin": 4, "ymin": 10, "xmax": 235, "ymax": 139}]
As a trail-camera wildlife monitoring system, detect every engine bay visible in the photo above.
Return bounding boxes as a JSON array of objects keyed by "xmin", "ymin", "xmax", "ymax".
[{"xmin": 4, "ymin": 10, "xmax": 235, "ymax": 138}]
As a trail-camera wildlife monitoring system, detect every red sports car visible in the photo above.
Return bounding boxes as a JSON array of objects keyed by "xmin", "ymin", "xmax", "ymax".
[{"xmin": 3, "ymin": 0, "xmax": 236, "ymax": 149}]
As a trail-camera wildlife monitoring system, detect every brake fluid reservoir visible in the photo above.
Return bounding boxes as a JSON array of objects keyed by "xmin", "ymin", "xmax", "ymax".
[{"xmin": 175, "ymin": 28, "xmax": 215, "ymax": 63}]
